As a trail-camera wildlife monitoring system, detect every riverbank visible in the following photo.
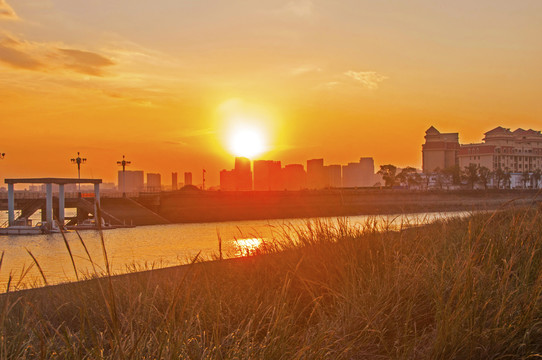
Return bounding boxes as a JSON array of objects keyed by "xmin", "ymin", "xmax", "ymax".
[{"xmin": 2, "ymin": 204, "xmax": 542, "ymax": 358}]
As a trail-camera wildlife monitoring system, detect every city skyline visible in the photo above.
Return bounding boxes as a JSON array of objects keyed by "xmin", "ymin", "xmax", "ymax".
[{"xmin": 1, "ymin": 1, "xmax": 541, "ymax": 185}]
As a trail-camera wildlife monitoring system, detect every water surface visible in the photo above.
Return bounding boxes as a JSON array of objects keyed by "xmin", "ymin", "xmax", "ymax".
[{"xmin": 0, "ymin": 211, "xmax": 471, "ymax": 289}]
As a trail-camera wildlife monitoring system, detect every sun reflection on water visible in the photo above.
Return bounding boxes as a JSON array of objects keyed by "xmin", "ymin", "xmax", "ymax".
[{"xmin": 234, "ymin": 238, "xmax": 263, "ymax": 257}]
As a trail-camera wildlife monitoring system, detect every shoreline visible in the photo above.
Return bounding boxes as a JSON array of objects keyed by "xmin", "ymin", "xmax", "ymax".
[{"xmin": 3, "ymin": 200, "xmax": 534, "ymax": 296}]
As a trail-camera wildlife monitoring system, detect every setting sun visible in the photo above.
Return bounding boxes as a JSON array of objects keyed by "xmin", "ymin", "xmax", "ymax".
[{"xmin": 228, "ymin": 125, "xmax": 267, "ymax": 158}]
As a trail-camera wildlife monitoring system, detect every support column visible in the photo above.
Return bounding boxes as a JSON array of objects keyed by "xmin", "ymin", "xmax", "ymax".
[
  {"xmin": 7, "ymin": 183, "xmax": 14, "ymax": 226},
  {"xmin": 94, "ymin": 183, "xmax": 100, "ymax": 208},
  {"xmin": 58, "ymin": 184, "xmax": 65, "ymax": 225},
  {"xmin": 46, "ymin": 183, "xmax": 53, "ymax": 224},
  {"xmin": 94, "ymin": 183, "xmax": 101, "ymax": 225}
]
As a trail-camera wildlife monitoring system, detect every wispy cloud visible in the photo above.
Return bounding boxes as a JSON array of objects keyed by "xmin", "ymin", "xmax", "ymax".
[
  {"xmin": 316, "ymin": 81, "xmax": 340, "ymax": 89},
  {"xmin": 0, "ymin": 37, "xmax": 43, "ymax": 70},
  {"xmin": 344, "ymin": 71, "xmax": 388, "ymax": 90},
  {"xmin": 290, "ymin": 64, "xmax": 322, "ymax": 76},
  {"xmin": 0, "ymin": 0, "xmax": 18, "ymax": 20},
  {"xmin": 179, "ymin": 128, "xmax": 216, "ymax": 138},
  {"xmin": 0, "ymin": 33, "xmax": 115, "ymax": 76},
  {"xmin": 58, "ymin": 48, "xmax": 115, "ymax": 76}
]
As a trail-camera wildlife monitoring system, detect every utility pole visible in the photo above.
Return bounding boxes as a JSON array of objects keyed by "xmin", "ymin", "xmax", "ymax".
[
  {"xmin": 117, "ymin": 155, "xmax": 131, "ymax": 197},
  {"xmin": 70, "ymin": 152, "xmax": 86, "ymax": 195},
  {"xmin": 202, "ymin": 169, "xmax": 206, "ymax": 190}
]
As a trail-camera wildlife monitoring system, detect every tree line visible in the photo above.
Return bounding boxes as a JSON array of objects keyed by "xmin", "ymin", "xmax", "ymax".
[{"xmin": 376, "ymin": 164, "xmax": 542, "ymax": 189}]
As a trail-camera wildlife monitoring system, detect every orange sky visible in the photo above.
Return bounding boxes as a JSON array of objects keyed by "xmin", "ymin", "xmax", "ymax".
[{"xmin": 1, "ymin": 0, "xmax": 541, "ymax": 187}]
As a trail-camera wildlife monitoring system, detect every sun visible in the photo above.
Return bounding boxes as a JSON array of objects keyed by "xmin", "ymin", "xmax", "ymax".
[
  {"xmin": 217, "ymin": 98, "xmax": 277, "ymax": 159},
  {"xmin": 228, "ymin": 125, "xmax": 267, "ymax": 159}
]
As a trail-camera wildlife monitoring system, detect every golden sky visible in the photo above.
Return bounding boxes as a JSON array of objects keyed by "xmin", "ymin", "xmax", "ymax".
[{"xmin": 1, "ymin": 0, "xmax": 541, "ymax": 186}]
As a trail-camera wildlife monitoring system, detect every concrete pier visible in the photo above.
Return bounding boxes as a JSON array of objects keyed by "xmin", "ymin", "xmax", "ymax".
[{"xmin": 3, "ymin": 178, "xmax": 102, "ymax": 229}]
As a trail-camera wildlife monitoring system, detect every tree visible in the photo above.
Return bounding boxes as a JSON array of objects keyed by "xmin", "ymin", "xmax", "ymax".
[
  {"xmin": 397, "ymin": 167, "xmax": 418, "ymax": 188},
  {"xmin": 532, "ymin": 169, "xmax": 541, "ymax": 189},
  {"xmin": 462, "ymin": 164, "xmax": 479, "ymax": 189},
  {"xmin": 478, "ymin": 166, "xmax": 491, "ymax": 190},
  {"xmin": 432, "ymin": 167, "xmax": 445, "ymax": 189},
  {"xmin": 494, "ymin": 167, "xmax": 505, "ymax": 189},
  {"xmin": 377, "ymin": 165, "xmax": 397, "ymax": 188},
  {"xmin": 443, "ymin": 165, "xmax": 461, "ymax": 185},
  {"xmin": 502, "ymin": 168, "xmax": 512, "ymax": 189},
  {"xmin": 521, "ymin": 171, "xmax": 531, "ymax": 189}
]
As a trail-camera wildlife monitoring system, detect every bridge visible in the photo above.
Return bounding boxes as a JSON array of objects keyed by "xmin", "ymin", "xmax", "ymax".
[
  {"xmin": 1, "ymin": 178, "xmax": 169, "ymax": 228},
  {"xmin": 3, "ymin": 178, "xmax": 105, "ymax": 228}
]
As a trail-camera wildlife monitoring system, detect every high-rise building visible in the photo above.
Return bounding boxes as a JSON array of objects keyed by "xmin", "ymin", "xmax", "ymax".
[
  {"xmin": 234, "ymin": 157, "xmax": 252, "ymax": 190},
  {"xmin": 342, "ymin": 157, "xmax": 375, "ymax": 187},
  {"xmin": 118, "ymin": 170, "xmax": 144, "ymax": 193},
  {"xmin": 307, "ymin": 158, "xmax": 326, "ymax": 189},
  {"xmin": 220, "ymin": 157, "xmax": 253, "ymax": 191},
  {"xmin": 282, "ymin": 164, "xmax": 306, "ymax": 190},
  {"xmin": 147, "ymin": 173, "xmax": 161, "ymax": 192},
  {"xmin": 220, "ymin": 169, "xmax": 235, "ymax": 191},
  {"xmin": 254, "ymin": 160, "xmax": 282, "ymax": 190},
  {"xmin": 172, "ymin": 172, "xmax": 178, "ymax": 190},
  {"xmin": 325, "ymin": 165, "xmax": 342, "ymax": 188},
  {"xmin": 342, "ymin": 162, "xmax": 362, "ymax": 187},
  {"xmin": 184, "ymin": 172, "xmax": 193, "ymax": 186},
  {"xmin": 422, "ymin": 126, "xmax": 460, "ymax": 173}
]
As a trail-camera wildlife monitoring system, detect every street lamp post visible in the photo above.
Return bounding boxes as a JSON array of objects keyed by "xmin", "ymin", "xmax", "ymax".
[
  {"xmin": 117, "ymin": 155, "xmax": 131, "ymax": 197},
  {"xmin": 202, "ymin": 169, "xmax": 206, "ymax": 190},
  {"xmin": 70, "ymin": 152, "xmax": 86, "ymax": 195}
]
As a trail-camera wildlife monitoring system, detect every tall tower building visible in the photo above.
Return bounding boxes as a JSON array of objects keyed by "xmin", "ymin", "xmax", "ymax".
[
  {"xmin": 234, "ymin": 157, "xmax": 252, "ymax": 190},
  {"xmin": 307, "ymin": 158, "xmax": 326, "ymax": 189},
  {"xmin": 184, "ymin": 172, "xmax": 193, "ymax": 186},
  {"xmin": 172, "ymin": 172, "xmax": 178, "ymax": 190},
  {"xmin": 422, "ymin": 126, "xmax": 460, "ymax": 173}
]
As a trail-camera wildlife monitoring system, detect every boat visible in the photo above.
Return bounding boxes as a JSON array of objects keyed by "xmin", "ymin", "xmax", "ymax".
[
  {"xmin": 0, "ymin": 218, "xmax": 62, "ymax": 235},
  {"xmin": 65, "ymin": 218, "xmax": 135, "ymax": 231}
]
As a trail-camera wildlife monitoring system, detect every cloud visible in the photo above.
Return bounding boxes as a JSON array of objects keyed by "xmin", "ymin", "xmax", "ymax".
[
  {"xmin": 0, "ymin": 0, "xmax": 18, "ymax": 20},
  {"xmin": 58, "ymin": 48, "xmax": 115, "ymax": 76},
  {"xmin": 290, "ymin": 64, "xmax": 322, "ymax": 76},
  {"xmin": 277, "ymin": 0, "xmax": 314, "ymax": 18},
  {"xmin": 344, "ymin": 71, "xmax": 388, "ymax": 90},
  {"xmin": 0, "ymin": 37, "xmax": 43, "ymax": 70},
  {"xmin": 0, "ymin": 33, "xmax": 115, "ymax": 76}
]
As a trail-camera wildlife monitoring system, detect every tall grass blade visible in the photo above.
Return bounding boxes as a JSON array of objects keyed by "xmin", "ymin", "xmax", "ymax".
[
  {"xmin": 24, "ymin": 247, "xmax": 48, "ymax": 286},
  {"xmin": 58, "ymin": 219, "xmax": 79, "ymax": 281}
]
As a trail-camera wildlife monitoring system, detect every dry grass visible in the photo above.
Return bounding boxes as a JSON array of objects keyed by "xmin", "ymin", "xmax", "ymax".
[{"xmin": 1, "ymin": 206, "xmax": 542, "ymax": 359}]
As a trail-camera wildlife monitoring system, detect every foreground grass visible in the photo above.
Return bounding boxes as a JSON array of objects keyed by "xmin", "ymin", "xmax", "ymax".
[{"xmin": 1, "ymin": 206, "xmax": 542, "ymax": 359}]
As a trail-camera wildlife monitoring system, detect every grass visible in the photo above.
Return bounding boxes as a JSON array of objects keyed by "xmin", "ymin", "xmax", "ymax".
[{"xmin": 1, "ymin": 205, "xmax": 542, "ymax": 358}]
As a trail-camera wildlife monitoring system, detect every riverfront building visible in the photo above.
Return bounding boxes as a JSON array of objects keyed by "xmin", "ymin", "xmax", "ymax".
[
  {"xmin": 421, "ymin": 126, "xmax": 460, "ymax": 173},
  {"xmin": 458, "ymin": 127, "xmax": 542, "ymax": 174},
  {"xmin": 422, "ymin": 125, "xmax": 542, "ymax": 188}
]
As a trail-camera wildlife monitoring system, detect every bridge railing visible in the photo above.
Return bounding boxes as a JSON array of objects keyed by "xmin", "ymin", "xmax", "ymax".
[{"xmin": 0, "ymin": 191, "xmax": 141, "ymax": 199}]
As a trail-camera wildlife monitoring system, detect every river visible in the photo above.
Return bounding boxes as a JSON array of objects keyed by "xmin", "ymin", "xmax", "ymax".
[{"xmin": 0, "ymin": 210, "xmax": 471, "ymax": 290}]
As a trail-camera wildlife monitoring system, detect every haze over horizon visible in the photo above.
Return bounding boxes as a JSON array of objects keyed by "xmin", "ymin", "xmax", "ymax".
[{"xmin": 1, "ymin": 0, "xmax": 541, "ymax": 186}]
